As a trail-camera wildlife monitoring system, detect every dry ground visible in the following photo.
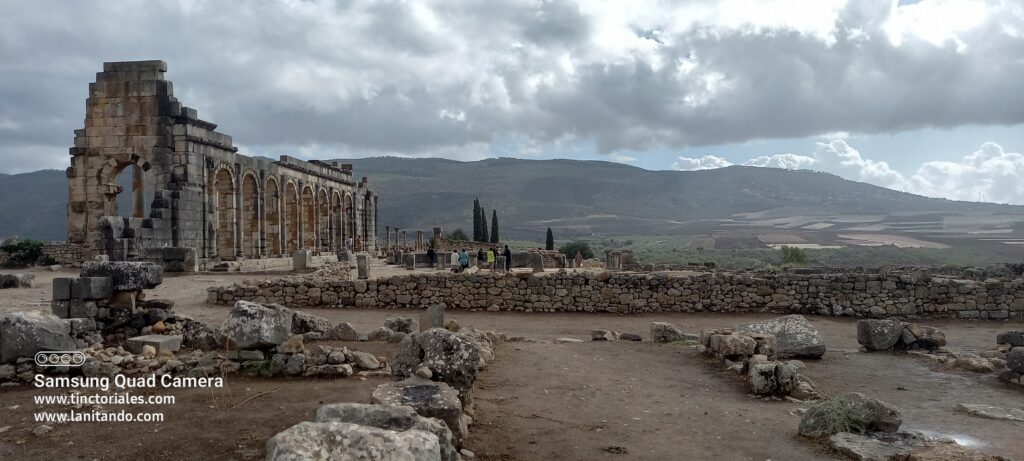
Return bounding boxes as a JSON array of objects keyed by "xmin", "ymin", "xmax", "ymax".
[{"xmin": 0, "ymin": 268, "xmax": 1022, "ymax": 460}]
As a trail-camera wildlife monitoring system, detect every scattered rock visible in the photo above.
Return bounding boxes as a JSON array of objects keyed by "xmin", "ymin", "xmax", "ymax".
[
  {"xmin": 368, "ymin": 326, "xmax": 394, "ymax": 342},
  {"xmin": 349, "ymin": 351, "xmax": 380, "ymax": 370},
  {"xmin": 419, "ymin": 304, "xmax": 445, "ymax": 332},
  {"xmin": 326, "ymin": 322, "xmax": 359, "ymax": 341},
  {"xmin": 857, "ymin": 319, "xmax": 903, "ymax": 351},
  {"xmin": 392, "ymin": 329, "xmax": 481, "ymax": 403},
  {"xmin": 901, "ymin": 324, "xmax": 946, "ymax": 350},
  {"xmin": 276, "ymin": 335, "xmax": 305, "ymax": 354},
  {"xmin": 372, "ymin": 377, "xmax": 467, "ymax": 448},
  {"xmin": 32, "ymin": 424, "xmax": 52, "ymax": 436},
  {"xmin": 80, "ymin": 261, "xmax": 163, "ymax": 291},
  {"xmin": 952, "ymin": 356, "xmax": 995, "ymax": 373},
  {"xmin": 0, "ymin": 311, "xmax": 76, "ymax": 363},
  {"xmin": 444, "ymin": 319, "xmax": 460, "ymax": 333},
  {"xmin": 997, "ymin": 331, "xmax": 1024, "ymax": 347},
  {"xmin": 221, "ymin": 301, "xmax": 293, "ymax": 350},
  {"xmin": 956, "ymin": 403, "xmax": 1024, "ymax": 422},
  {"xmin": 385, "ymin": 317, "xmax": 416, "ymax": 334},
  {"xmin": 619, "ymin": 333, "xmax": 642, "ymax": 342},
  {"xmin": 829, "ymin": 431, "xmax": 926, "ymax": 461},
  {"xmin": 315, "ymin": 403, "xmax": 457, "ymax": 461},
  {"xmin": 650, "ymin": 322, "xmax": 684, "ymax": 343},
  {"xmin": 1007, "ymin": 348, "xmax": 1024, "ymax": 373},
  {"xmin": 738, "ymin": 315, "xmax": 826, "ymax": 359},
  {"xmin": 415, "ymin": 366, "xmax": 433, "ymax": 379},
  {"xmin": 266, "ymin": 421, "xmax": 441, "ymax": 461},
  {"xmin": 591, "ymin": 329, "xmax": 616, "ymax": 341},
  {"xmin": 291, "ymin": 311, "xmax": 331, "ymax": 335}
]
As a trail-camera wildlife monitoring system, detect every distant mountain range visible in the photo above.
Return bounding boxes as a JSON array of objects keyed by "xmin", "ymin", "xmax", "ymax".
[{"xmin": 1, "ymin": 157, "xmax": 1020, "ymax": 242}]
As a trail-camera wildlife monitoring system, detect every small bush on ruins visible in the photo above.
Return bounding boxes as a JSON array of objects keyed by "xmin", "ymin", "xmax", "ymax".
[
  {"xmin": 808, "ymin": 399, "xmax": 870, "ymax": 436},
  {"xmin": 0, "ymin": 239, "xmax": 54, "ymax": 268},
  {"xmin": 559, "ymin": 240, "xmax": 594, "ymax": 259},
  {"xmin": 781, "ymin": 245, "xmax": 809, "ymax": 266},
  {"xmin": 449, "ymin": 229, "xmax": 469, "ymax": 241},
  {"xmin": 1007, "ymin": 262, "xmax": 1024, "ymax": 277}
]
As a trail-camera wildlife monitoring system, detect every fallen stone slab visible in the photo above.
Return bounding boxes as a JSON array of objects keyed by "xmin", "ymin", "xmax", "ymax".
[
  {"xmin": 592, "ymin": 329, "xmax": 616, "ymax": 341},
  {"xmin": 125, "ymin": 335, "xmax": 182, "ymax": 355},
  {"xmin": 955, "ymin": 403, "xmax": 1024, "ymax": 422},
  {"xmin": 900, "ymin": 323, "xmax": 946, "ymax": 350},
  {"xmin": 1009, "ymin": 348, "xmax": 1024, "ymax": 373},
  {"xmin": 829, "ymin": 431, "xmax": 925, "ymax": 461},
  {"xmin": 266, "ymin": 421, "xmax": 441, "ymax": 461},
  {"xmin": 0, "ymin": 311, "xmax": 76, "ymax": 363},
  {"xmin": 80, "ymin": 261, "xmax": 162, "ymax": 291},
  {"xmin": 739, "ymin": 315, "xmax": 826, "ymax": 359},
  {"xmin": 222, "ymin": 301, "xmax": 294, "ymax": 349},
  {"xmin": 315, "ymin": 403, "xmax": 457, "ymax": 461},
  {"xmin": 372, "ymin": 378, "xmax": 467, "ymax": 448}
]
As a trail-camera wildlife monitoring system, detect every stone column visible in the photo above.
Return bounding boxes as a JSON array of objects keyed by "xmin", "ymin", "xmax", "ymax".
[
  {"xmin": 416, "ymin": 230, "xmax": 424, "ymax": 251},
  {"xmin": 257, "ymin": 189, "xmax": 266, "ymax": 258},
  {"xmin": 401, "ymin": 231, "xmax": 407, "ymax": 249},
  {"xmin": 234, "ymin": 173, "xmax": 243, "ymax": 258},
  {"xmin": 131, "ymin": 164, "xmax": 145, "ymax": 218},
  {"xmin": 356, "ymin": 253, "xmax": 369, "ymax": 279},
  {"xmin": 385, "ymin": 226, "xmax": 391, "ymax": 251}
]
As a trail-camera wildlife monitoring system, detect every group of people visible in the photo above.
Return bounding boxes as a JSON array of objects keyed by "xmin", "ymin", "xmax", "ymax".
[{"xmin": 440, "ymin": 245, "xmax": 512, "ymax": 273}]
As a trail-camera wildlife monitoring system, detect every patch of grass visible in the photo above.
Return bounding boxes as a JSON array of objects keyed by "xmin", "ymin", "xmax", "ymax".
[{"xmin": 813, "ymin": 399, "xmax": 870, "ymax": 435}]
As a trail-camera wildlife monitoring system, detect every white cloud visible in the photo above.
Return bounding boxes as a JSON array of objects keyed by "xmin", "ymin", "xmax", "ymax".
[
  {"xmin": 670, "ymin": 140, "xmax": 1024, "ymax": 204},
  {"xmin": 671, "ymin": 154, "xmax": 733, "ymax": 171}
]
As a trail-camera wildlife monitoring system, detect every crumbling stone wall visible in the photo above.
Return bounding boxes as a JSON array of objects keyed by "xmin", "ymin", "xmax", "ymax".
[
  {"xmin": 67, "ymin": 60, "xmax": 379, "ymax": 265},
  {"xmin": 41, "ymin": 242, "xmax": 91, "ymax": 266},
  {"xmin": 209, "ymin": 268, "xmax": 1024, "ymax": 320}
]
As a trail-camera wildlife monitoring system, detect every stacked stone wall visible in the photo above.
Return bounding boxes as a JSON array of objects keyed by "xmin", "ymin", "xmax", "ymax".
[
  {"xmin": 41, "ymin": 242, "xmax": 91, "ymax": 266},
  {"xmin": 209, "ymin": 268, "xmax": 1024, "ymax": 320}
]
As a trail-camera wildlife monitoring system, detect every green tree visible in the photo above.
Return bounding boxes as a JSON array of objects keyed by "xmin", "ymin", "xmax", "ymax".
[
  {"xmin": 449, "ymin": 228, "xmax": 469, "ymax": 241},
  {"xmin": 559, "ymin": 240, "xmax": 594, "ymax": 259},
  {"xmin": 472, "ymin": 199, "xmax": 481, "ymax": 241},
  {"xmin": 0, "ymin": 239, "xmax": 52, "ymax": 268},
  {"xmin": 781, "ymin": 245, "xmax": 809, "ymax": 265},
  {"xmin": 490, "ymin": 210, "xmax": 499, "ymax": 243},
  {"xmin": 545, "ymin": 228, "xmax": 554, "ymax": 250},
  {"xmin": 480, "ymin": 209, "xmax": 489, "ymax": 243}
]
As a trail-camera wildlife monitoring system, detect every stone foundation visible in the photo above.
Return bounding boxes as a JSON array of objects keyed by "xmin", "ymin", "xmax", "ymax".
[
  {"xmin": 208, "ymin": 267, "xmax": 1024, "ymax": 319},
  {"xmin": 41, "ymin": 242, "xmax": 91, "ymax": 267}
]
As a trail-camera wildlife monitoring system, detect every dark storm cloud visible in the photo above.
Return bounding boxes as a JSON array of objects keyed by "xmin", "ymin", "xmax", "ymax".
[{"xmin": 0, "ymin": 0, "xmax": 1021, "ymax": 172}]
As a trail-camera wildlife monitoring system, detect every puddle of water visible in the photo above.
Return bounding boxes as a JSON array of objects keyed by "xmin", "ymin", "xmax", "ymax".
[{"xmin": 913, "ymin": 429, "xmax": 986, "ymax": 448}]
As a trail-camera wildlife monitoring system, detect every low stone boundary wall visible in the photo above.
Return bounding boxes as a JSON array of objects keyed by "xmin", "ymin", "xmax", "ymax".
[
  {"xmin": 41, "ymin": 242, "xmax": 91, "ymax": 266},
  {"xmin": 208, "ymin": 269, "xmax": 1024, "ymax": 319}
]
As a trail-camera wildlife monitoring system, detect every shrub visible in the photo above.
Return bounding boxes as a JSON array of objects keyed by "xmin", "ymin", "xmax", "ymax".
[
  {"xmin": 0, "ymin": 239, "xmax": 47, "ymax": 268},
  {"xmin": 559, "ymin": 240, "xmax": 594, "ymax": 259},
  {"xmin": 448, "ymin": 229, "xmax": 469, "ymax": 241},
  {"xmin": 780, "ymin": 245, "xmax": 809, "ymax": 266}
]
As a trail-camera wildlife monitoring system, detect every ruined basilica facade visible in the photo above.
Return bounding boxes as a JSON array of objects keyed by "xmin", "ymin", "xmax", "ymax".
[{"xmin": 66, "ymin": 61, "xmax": 378, "ymax": 264}]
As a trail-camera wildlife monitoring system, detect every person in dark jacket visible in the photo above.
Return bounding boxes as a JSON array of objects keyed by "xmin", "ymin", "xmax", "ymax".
[
  {"xmin": 503, "ymin": 245, "xmax": 512, "ymax": 272},
  {"xmin": 426, "ymin": 246, "xmax": 436, "ymax": 269},
  {"xmin": 477, "ymin": 248, "xmax": 485, "ymax": 268}
]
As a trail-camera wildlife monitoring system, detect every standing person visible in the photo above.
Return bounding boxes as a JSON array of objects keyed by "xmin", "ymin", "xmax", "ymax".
[
  {"xmin": 477, "ymin": 248, "xmax": 485, "ymax": 268},
  {"xmin": 574, "ymin": 250, "xmax": 583, "ymax": 269},
  {"xmin": 427, "ymin": 246, "xmax": 436, "ymax": 269},
  {"xmin": 486, "ymin": 247, "xmax": 496, "ymax": 271},
  {"xmin": 459, "ymin": 248, "xmax": 470, "ymax": 271},
  {"xmin": 503, "ymin": 245, "xmax": 512, "ymax": 272},
  {"xmin": 450, "ymin": 249, "xmax": 460, "ymax": 273}
]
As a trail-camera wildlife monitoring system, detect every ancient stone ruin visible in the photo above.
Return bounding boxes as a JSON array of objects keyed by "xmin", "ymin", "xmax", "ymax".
[{"xmin": 65, "ymin": 60, "xmax": 379, "ymax": 271}]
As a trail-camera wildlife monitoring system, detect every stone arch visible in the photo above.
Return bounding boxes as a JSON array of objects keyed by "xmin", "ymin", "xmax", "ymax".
[
  {"xmin": 99, "ymin": 156, "xmax": 154, "ymax": 218},
  {"xmin": 264, "ymin": 177, "xmax": 282, "ymax": 257},
  {"xmin": 240, "ymin": 172, "xmax": 260, "ymax": 258},
  {"xmin": 301, "ymin": 184, "xmax": 316, "ymax": 249},
  {"xmin": 317, "ymin": 188, "xmax": 330, "ymax": 250},
  {"xmin": 284, "ymin": 181, "xmax": 299, "ymax": 254},
  {"xmin": 213, "ymin": 167, "xmax": 236, "ymax": 260}
]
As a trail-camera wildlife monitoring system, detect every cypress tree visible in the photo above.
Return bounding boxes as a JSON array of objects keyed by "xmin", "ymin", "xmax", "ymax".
[
  {"xmin": 472, "ymin": 199, "xmax": 480, "ymax": 241},
  {"xmin": 490, "ymin": 210, "xmax": 499, "ymax": 243},
  {"xmin": 481, "ymin": 209, "xmax": 489, "ymax": 243},
  {"xmin": 545, "ymin": 228, "xmax": 554, "ymax": 251}
]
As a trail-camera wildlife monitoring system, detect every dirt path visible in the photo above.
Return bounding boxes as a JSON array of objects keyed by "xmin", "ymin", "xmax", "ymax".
[{"xmin": 1, "ymin": 270, "xmax": 1022, "ymax": 460}]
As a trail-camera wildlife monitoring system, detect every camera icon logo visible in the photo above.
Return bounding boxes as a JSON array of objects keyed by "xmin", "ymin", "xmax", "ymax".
[{"xmin": 34, "ymin": 351, "xmax": 86, "ymax": 367}]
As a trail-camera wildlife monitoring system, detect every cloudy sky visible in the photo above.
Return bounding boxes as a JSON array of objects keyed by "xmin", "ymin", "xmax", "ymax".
[{"xmin": 2, "ymin": 0, "xmax": 1023, "ymax": 202}]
